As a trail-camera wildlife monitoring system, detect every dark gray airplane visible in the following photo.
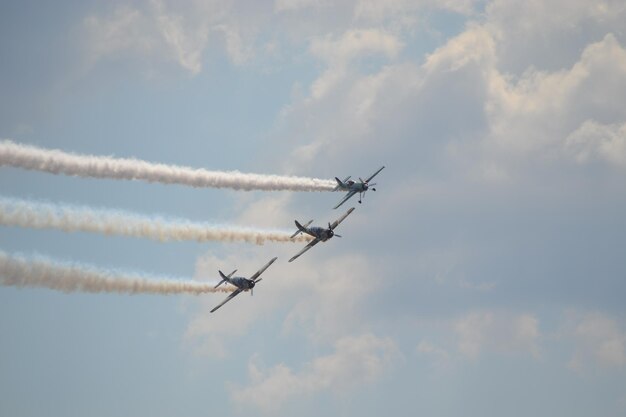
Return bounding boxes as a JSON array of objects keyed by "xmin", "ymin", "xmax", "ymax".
[
  {"xmin": 333, "ymin": 166, "xmax": 385, "ymax": 209},
  {"xmin": 210, "ymin": 257, "xmax": 278, "ymax": 313},
  {"xmin": 288, "ymin": 207, "xmax": 355, "ymax": 262}
]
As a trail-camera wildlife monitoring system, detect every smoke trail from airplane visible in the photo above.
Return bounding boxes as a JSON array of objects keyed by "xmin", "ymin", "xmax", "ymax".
[
  {"xmin": 0, "ymin": 250, "xmax": 232, "ymax": 295},
  {"xmin": 0, "ymin": 197, "xmax": 311, "ymax": 244},
  {"xmin": 0, "ymin": 140, "xmax": 336, "ymax": 191}
]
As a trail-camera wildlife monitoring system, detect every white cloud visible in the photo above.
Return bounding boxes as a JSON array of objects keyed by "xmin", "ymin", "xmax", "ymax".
[
  {"xmin": 83, "ymin": 6, "xmax": 158, "ymax": 65},
  {"xmin": 309, "ymin": 29, "xmax": 402, "ymax": 64},
  {"xmin": 83, "ymin": 2, "xmax": 208, "ymax": 74},
  {"xmin": 416, "ymin": 340, "xmax": 452, "ymax": 369},
  {"xmin": 215, "ymin": 24, "xmax": 253, "ymax": 66},
  {"xmin": 307, "ymin": 29, "xmax": 402, "ymax": 101},
  {"xmin": 152, "ymin": 0, "xmax": 209, "ymax": 74},
  {"xmin": 565, "ymin": 120, "xmax": 626, "ymax": 167},
  {"xmin": 411, "ymin": 311, "xmax": 543, "ymax": 371},
  {"xmin": 232, "ymin": 333, "xmax": 398, "ymax": 411},
  {"xmin": 233, "ymin": 193, "xmax": 297, "ymax": 229},
  {"xmin": 565, "ymin": 312, "xmax": 626, "ymax": 371},
  {"xmin": 485, "ymin": 0, "xmax": 626, "ymax": 73},
  {"xmin": 394, "ymin": 27, "xmax": 626, "ymax": 181},
  {"xmin": 455, "ymin": 311, "xmax": 541, "ymax": 359},
  {"xmin": 290, "ymin": 22, "xmax": 626, "ymax": 183},
  {"xmin": 354, "ymin": 0, "xmax": 480, "ymax": 22},
  {"xmin": 84, "ymin": 0, "xmax": 480, "ymax": 75},
  {"xmin": 423, "ymin": 24, "xmax": 495, "ymax": 74},
  {"xmin": 273, "ymin": 0, "xmax": 480, "ymax": 23},
  {"xmin": 281, "ymin": 252, "xmax": 382, "ymax": 342},
  {"xmin": 274, "ymin": 0, "xmax": 324, "ymax": 13},
  {"xmin": 485, "ymin": 33, "xmax": 626, "ymax": 157},
  {"xmin": 81, "ymin": 1, "xmax": 254, "ymax": 74}
]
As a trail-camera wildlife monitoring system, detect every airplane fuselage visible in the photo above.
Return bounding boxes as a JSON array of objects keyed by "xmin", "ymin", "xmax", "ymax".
[
  {"xmin": 353, "ymin": 182, "xmax": 368, "ymax": 192},
  {"xmin": 227, "ymin": 277, "xmax": 255, "ymax": 291},
  {"xmin": 339, "ymin": 181, "xmax": 368, "ymax": 192},
  {"xmin": 308, "ymin": 226, "xmax": 335, "ymax": 241}
]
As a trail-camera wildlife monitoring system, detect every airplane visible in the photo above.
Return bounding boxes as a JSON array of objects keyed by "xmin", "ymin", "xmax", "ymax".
[
  {"xmin": 288, "ymin": 207, "xmax": 355, "ymax": 262},
  {"xmin": 333, "ymin": 166, "xmax": 385, "ymax": 209},
  {"xmin": 210, "ymin": 257, "xmax": 278, "ymax": 313}
]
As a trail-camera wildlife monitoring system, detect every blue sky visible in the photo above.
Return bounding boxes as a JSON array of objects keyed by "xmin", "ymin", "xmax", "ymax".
[{"xmin": 1, "ymin": 1, "xmax": 626, "ymax": 416}]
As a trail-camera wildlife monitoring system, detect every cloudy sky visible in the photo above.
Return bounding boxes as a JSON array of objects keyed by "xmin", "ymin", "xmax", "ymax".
[{"xmin": 1, "ymin": 0, "xmax": 626, "ymax": 416}]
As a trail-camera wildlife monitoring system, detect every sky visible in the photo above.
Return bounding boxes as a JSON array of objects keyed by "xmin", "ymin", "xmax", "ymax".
[{"xmin": 1, "ymin": 0, "xmax": 626, "ymax": 416}]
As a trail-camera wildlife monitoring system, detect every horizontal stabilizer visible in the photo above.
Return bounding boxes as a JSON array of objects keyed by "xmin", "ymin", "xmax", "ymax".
[
  {"xmin": 333, "ymin": 176, "xmax": 350, "ymax": 191},
  {"xmin": 290, "ymin": 219, "xmax": 313, "ymax": 238},
  {"xmin": 215, "ymin": 269, "xmax": 236, "ymax": 288}
]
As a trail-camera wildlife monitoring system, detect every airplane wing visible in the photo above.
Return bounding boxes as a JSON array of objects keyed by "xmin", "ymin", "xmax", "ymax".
[
  {"xmin": 288, "ymin": 238, "xmax": 320, "ymax": 262},
  {"xmin": 210, "ymin": 288, "xmax": 243, "ymax": 313},
  {"xmin": 248, "ymin": 257, "xmax": 278, "ymax": 282},
  {"xmin": 333, "ymin": 190, "xmax": 357, "ymax": 209},
  {"xmin": 329, "ymin": 207, "xmax": 355, "ymax": 230},
  {"xmin": 365, "ymin": 166, "xmax": 385, "ymax": 183}
]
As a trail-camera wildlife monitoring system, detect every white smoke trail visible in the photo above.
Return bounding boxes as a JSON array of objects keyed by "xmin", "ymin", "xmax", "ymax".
[
  {"xmin": 0, "ymin": 197, "xmax": 311, "ymax": 244},
  {"xmin": 0, "ymin": 250, "xmax": 233, "ymax": 295},
  {"xmin": 0, "ymin": 140, "xmax": 336, "ymax": 191}
]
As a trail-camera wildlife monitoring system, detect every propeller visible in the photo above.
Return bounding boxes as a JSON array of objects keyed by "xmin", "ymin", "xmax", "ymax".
[
  {"xmin": 334, "ymin": 234, "xmax": 342, "ymax": 238},
  {"xmin": 325, "ymin": 223, "xmax": 336, "ymax": 239},
  {"xmin": 250, "ymin": 277, "xmax": 263, "ymax": 296}
]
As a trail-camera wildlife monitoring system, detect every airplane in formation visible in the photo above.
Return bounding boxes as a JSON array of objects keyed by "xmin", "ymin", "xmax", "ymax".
[
  {"xmin": 333, "ymin": 166, "xmax": 385, "ymax": 209},
  {"xmin": 288, "ymin": 207, "xmax": 355, "ymax": 262},
  {"xmin": 210, "ymin": 257, "xmax": 278, "ymax": 313}
]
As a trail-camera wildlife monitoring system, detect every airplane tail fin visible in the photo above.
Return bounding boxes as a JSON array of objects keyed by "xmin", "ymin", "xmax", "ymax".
[
  {"xmin": 215, "ymin": 269, "xmax": 236, "ymax": 288},
  {"xmin": 333, "ymin": 177, "xmax": 344, "ymax": 191},
  {"xmin": 215, "ymin": 272, "xmax": 226, "ymax": 289},
  {"xmin": 291, "ymin": 220, "xmax": 313, "ymax": 238},
  {"xmin": 295, "ymin": 220, "xmax": 306, "ymax": 232},
  {"xmin": 334, "ymin": 176, "xmax": 352, "ymax": 191}
]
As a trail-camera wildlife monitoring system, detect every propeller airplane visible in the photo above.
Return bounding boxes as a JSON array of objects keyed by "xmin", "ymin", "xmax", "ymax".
[
  {"xmin": 210, "ymin": 257, "xmax": 278, "ymax": 313},
  {"xmin": 288, "ymin": 207, "xmax": 355, "ymax": 262},
  {"xmin": 333, "ymin": 166, "xmax": 385, "ymax": 209}
]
